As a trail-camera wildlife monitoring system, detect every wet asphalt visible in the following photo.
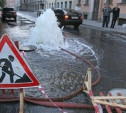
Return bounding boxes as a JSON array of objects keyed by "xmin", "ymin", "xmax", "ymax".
[{"xmin": 0, "ymin": 15, "xmax": 126, "ymax": 113}]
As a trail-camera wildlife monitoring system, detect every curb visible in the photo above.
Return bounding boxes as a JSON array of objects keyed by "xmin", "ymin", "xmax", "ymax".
[{"xmin": 82, "ymin": 23, "xmax": 126, "ymax": 35}]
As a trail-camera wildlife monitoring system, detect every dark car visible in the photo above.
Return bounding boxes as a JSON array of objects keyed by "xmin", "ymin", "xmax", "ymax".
[
  {"xmin": 1, "ymin": 7, "xmax": 17, "ymax": 21},
  {"xmin": 53, "ymin": 8, "xmax": 83, "ymax": 29}
]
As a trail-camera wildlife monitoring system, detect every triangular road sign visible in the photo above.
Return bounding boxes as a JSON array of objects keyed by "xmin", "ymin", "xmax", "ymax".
[{"xmin": 0, "ymin": 34, "xmax": 39, "ymax": 89}]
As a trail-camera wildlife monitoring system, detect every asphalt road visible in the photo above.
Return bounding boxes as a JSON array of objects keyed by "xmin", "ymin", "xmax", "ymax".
[{"xmin": 0, "ymin": 14, "xmax": 126, "ymax": 113}]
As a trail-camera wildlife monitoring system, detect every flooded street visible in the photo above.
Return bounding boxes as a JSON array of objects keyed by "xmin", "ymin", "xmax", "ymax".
[
  {"xmin": 79, "ymin": 27, "xmax": 126, "ymax": 94},
  {"xmin": 0, "ymin": 13, "xmax": 126, "ymax": 113}
]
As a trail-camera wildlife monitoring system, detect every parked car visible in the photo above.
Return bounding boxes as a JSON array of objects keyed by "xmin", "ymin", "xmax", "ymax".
[
  {"xmin": 37, "ymin": 9, "xmax": 45, "ymax": 17},
  {"xmin": 1, "ymin": 7, "xmax": 17, "ymax": 21},
  {"xmin": 53, "ymin": 8, "xmax": 83, "ymax": 29}
]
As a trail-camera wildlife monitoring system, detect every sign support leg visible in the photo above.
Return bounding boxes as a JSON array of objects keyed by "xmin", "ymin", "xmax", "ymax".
[{"xmin": 19, "ymin": 89, "xmax": 24, "ymax": 113}]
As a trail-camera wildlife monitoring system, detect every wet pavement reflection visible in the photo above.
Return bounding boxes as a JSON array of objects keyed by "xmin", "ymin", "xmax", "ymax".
[{"xmin": 0, "ymin": 15, "xmax": 126, "ymax": 113}]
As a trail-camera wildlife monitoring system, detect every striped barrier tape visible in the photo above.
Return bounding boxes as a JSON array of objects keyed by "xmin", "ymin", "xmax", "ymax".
[
  {"xmin": 20, "ymin": 51, "xmax": 68, "ymax": 112},
  {"xmin": 20, "ymin": 51, "xmax": 25, "ymax": 56},
  {"xmin": 38, "ymin": 85, "xmax": 68, "ymax": 113}
]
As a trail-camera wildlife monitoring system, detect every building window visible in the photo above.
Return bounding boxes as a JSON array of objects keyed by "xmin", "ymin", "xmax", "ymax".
[
  {"xmin": 61, "ymin": 2, "xmax": 63, "ymax": 8},
  {"xmin": 65, "ymin": 1, "xmax": 67, "ymax": 8},
  {"xmin": 57, "ymin": 2, "xmax": 59, "ymax": 8},
  {"xmin": 122, "ymin": 0, "xmax": 126, "ymax": 3},
  {"xmin": 54, "ymin": 2, "xmax": 56, "ymax": 7},
  {"xmin": 52, "ymin": 3, "xmax": 53, "ymax": 8},
  {"xmin": 83, "ymin": 0, "xmax": 89, "ymax": 5},
  {"xmin": 49, "ymin": 3, "xmax": 51, "ymax": 8},
  {"xmin": 69, "ymin": 1, "xmax": 72, "ymax": 9},
  {"xmin": 77, "ymin": 0, "xmax": 81, "ymax": 6},
  {"xmin": 84, "ymin": 0, "xmax": 89, "ymax": 5},
  {"xmin": 40, "ymin": 3, "xmax": 44, "ymax": 9},
  {"xmin": 105, "ymin": 0, "xmax": 113, "ymax": 4},
  {"xmin": 84, "ymin": 14, "xmax": 88, "ymax": 19},
  {"xmin": 78, "ymin": 0, "xmax": 81, "ymax": 5}
]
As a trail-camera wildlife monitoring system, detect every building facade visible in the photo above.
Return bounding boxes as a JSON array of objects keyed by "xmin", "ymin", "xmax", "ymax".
[
  {"xmin": 79, "ymin": 0, "xmax": 126, "ymax": 24},
  {"xmin": 45, "ymin": 0, "xmax": 99, "ymax": 20},
  {"xmin": 6, "ymin": 0, "xmax": 15, "ymax": 7},
  {"xmin": 15, "ymin": 0, "xmax": 20, "ymax": 10},
  {"xmin": 19, "ymin": 0, "xmax": 78, "ymax": 11},
  {"xmin": 45, "ymin": 0, "xmax": 98, "ymax": 20},
  {"xmin": 19, "ymin": 0, "xmax": 126, "ymax": 24},
  {"xmin": 20, "ymin": 0, "xmax": 45, "ymax": 11},
  {"xmin": 46, "ymin": 0, "xmax": 75, "ymax": 9}
]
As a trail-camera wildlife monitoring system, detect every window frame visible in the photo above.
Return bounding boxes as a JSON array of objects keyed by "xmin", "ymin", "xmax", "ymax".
[
  {"xmin": 122, "ymin": 0, "xmax": 126, "ymax": 3},
  {"xmin": 84, "ymin": 0, "xmax": 89, "ymax": 6},
  {"xmin": 65, "ymin": 1, "xmax": 67, "ymax": 8},
  {"xmin": 105, "ymin": 0, "xmax": 113, "ymax": 5},
  {"xmin": 77, "ymin": 0, "xmax": 81, "ymax": 6}
]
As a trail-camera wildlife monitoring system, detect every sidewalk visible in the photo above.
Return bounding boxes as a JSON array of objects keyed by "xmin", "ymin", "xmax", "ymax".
[
  {"xmin": 83, "ymin": 19, "xmax": 126, "ymax": 34},
  {"xmin": 18, "ymin": 11, "xmax": 126, "ymax": 34}
]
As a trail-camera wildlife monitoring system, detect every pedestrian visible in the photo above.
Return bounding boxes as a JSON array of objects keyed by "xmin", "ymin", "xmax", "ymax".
[
  {"xmin": 0, "ymin": 55, "xmax": 14, "ymax": 83},
  {"xmin": 110, "ymin": 4, "xmax": 120, "ymax": 29},
  {"xmin": 102, "ymin": 4, "xmax": 112, "ymax": 28}
]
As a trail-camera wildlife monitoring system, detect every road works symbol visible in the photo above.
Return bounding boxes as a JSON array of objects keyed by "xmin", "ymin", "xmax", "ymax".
[{"xmin": 0, "ymin": 34, "xmax": 39, "ymax": 89}]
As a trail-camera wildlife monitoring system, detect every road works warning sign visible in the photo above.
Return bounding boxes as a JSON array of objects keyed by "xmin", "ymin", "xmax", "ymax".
[{"xmin": 0, "ymin": 34, "xmax": 39, "ymax": 89}]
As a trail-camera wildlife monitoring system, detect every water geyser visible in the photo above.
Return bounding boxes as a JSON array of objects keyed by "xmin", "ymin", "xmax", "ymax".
[{"xmin": 28, "ymin": 9, "xmax": 65, "ymax": 50}]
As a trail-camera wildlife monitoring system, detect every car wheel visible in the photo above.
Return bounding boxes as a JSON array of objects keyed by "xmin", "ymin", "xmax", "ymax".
[{"xmin": 74, "ymin": 25, "xmax": 79, "ymax": 29}]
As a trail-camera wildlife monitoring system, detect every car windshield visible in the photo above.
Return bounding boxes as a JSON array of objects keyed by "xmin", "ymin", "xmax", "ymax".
[
  {"xmin": 64, "ymin": 9, "xmax": 81, "ymax": 14},
  {"xmin": 53, "ymin": 9, "xmax": 64, "ymax": 14},
  {"xmin": 2, "ymin": 8, "xmax": 14, "ymax": 11}
]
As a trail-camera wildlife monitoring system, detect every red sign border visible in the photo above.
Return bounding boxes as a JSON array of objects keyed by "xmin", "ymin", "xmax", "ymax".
[{"xmin": 0, "ymin": 34, "xmax": 40, "ymax": 89}]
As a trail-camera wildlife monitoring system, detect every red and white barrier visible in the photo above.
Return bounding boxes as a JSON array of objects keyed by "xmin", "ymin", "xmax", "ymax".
[
  {"xmin": 20, "ymin": 51, "xmax": 25, "ymax": 56},
  {"xmin": 89, "ymin": 90, "xmax": 101, "ymax": 113},
  {"xmin": 38, "ymin": 85, "xmax": 68, "ymax": 113}
]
